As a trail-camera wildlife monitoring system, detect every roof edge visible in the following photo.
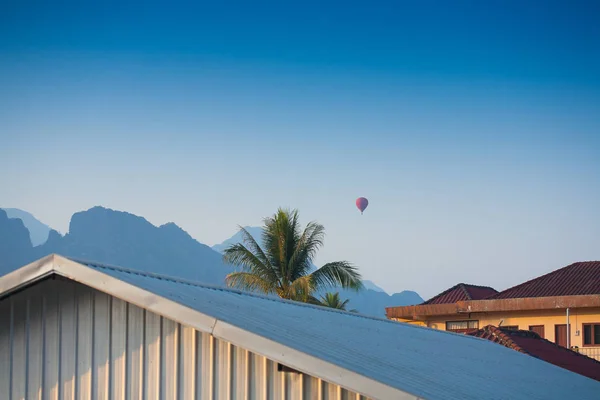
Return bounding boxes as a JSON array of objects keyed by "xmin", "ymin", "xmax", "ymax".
[
  {"xmin": 459, "ymin": 283, "xmax": 473, "ymax": 301},
  {"xmin": 458, "ymin": 295, "xmax": 600, "ymax": 313},
  {"xmin": 2, "ymin": 255, "xmax": 419, "ymax": 399},
  {"xmin": 386, "ymin": 294, "xmax": 600, "ymax": 319},
  {"xmin": 0, "ymin": 253, "xmax": 57, "ymax": 299}
]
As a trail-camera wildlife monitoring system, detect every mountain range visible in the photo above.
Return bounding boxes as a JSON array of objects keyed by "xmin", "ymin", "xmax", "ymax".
[
  {"xmin": 0, "ymin": 206, "xmax": 423, "ymax": 317},
  {"xmin": 2, "ymin": 208, "xmax": 53, "ymax": 246}
]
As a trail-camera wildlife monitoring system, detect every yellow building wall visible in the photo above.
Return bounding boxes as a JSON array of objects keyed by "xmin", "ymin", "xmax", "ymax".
[{"xmin": 420, "ymin": 307, "xmax": 600, "ymax": 348}]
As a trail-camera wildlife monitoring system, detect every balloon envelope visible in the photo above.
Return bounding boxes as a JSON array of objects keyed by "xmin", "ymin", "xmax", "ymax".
[{"xmin": 356, "ymin": 197, "xmax": 369, "ymax": 214}]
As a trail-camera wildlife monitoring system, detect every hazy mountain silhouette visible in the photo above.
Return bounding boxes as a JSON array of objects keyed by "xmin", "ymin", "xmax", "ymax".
[
  {"xmin": 331, "ymin": 287, "xmax": 423, "ymax": 317},
  {"xmin": 211, "ymin": 226, "xmax": 264, "ymax": 253},
  {"xmin": 0, "ymin": 209, "xmax": 33, "ymax": 272},
  {"xmin": 0, "ymin": 206, "xmax": 233, "ymax": 284},
  {"xmin": 2, "ymin": 208, "xmax": 53, "ymax": 246},
  {"xmin": 362, "ymin": 280, "xmax": 386, "ymax": 293},
  {"xmin": 212, "ymin": 226, "xmax": 423, "ymax": 316}
]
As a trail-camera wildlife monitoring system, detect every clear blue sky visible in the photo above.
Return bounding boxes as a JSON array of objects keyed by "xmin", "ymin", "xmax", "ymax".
[{"xmin": 1, "ymin": 1, "xmax": 599, "ymax": 298}]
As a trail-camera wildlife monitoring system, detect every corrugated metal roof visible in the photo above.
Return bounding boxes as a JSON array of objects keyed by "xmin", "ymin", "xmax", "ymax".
[
  {"xmin": 490, "ymin": 261, "xmax": 600, "ymax": 299},
  {"xmin": 422, "ymin": 283, "xmax": 498, "ymax": 304},
  {"xmin": 468, "ymin": 325, "xmax": 600, "ymax": 382},
  {"xmin": 1, "ymin": 277, "xmax": 367, "ymax": 400},
  {"xmin": 62, "ymin": 258, "xmax": 600, "ymax": 400}
]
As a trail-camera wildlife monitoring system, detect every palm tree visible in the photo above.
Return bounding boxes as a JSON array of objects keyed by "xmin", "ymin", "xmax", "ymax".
[
  {"xmin": 223, "ymin": 208, "xmax": 363, "ymax": 302},
  {"xmin": 318, "ymin": 292, "xmax": 357, "ymax": 312}
]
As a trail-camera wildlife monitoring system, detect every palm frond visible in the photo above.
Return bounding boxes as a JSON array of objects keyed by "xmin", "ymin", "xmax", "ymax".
[
  {"xmin": 262, "ymin": 208, "xmax": 303, "ymax": 282},
  {"xmin": 286, "ymin": 209, "xmax": 301, "ymax": 272},
  {"xmin": 285, "ymin": 275, "xmax": 316, "ymax": 302},
  {"xmin": 288, "ymin": 221, "xmax": 325, "ymax": 281},
  {"xmin": 222, "ymin": 243, "xmax": 280, "ymax": 286},
  {"xmin": 318, "ymin": 291, "xmax": 355, "ymax": 311},
  {"xmin": 310, "ymin": 261, "xmax": 364, "ymax": 291},
  {"xmin": 237, "ymin": 226, "xmax": 279, "ymax": 279},
  {"xmin": 225, "ymin": 272, "xmax": 277, "ymax": 294},
  {"xmin": 261, "ymin": 209, "xmax": 286, "ymax": 273}
]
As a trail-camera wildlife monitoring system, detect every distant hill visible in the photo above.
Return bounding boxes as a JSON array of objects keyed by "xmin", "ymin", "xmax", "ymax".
[
  {"xmin": 0, "ymin": 206, "xmax": 233, "ymax": 285},
  {"xmin": 2, "ymin": 208, "xmax": 53, "ymax": 246},
  {"xmin": 0, "ymin": 209, "xmax": 34, "ymax": 271},
  {"xmin": 362, "ymin": 280, "xmax": 386, "ymax": 293},
  {"xmin": 212, "ymin": 226, "xmax": 424, "ymax": 316},
  {"xmin": 211, "ymin": 226, "xmax": 264, "ymax": 253},
  {"xmin": 332, "ymin": 287, "xmax": 423, "ymax": 317}
]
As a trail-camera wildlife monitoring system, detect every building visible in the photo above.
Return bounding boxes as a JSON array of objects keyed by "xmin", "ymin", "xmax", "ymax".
[
  {"xmin": 386, "ymin": 261, "xmax": 600, "ymax": 361},
  {"xmin": 0, "ymin": 255, "xmax": 599, "ymax": 400},
  {"xmin": 467, "ymin": 325, "xmax": 600, "ymax": 382}
]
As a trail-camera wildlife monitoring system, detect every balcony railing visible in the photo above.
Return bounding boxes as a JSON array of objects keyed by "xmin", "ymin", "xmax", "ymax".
[{"xmin": 571, "ymin": 347, "xmax": 600, "ymax": 361}]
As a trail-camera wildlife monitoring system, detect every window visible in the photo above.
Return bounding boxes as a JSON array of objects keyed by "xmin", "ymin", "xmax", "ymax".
[
  {"xmin": 529, "ymin": 325, "xmax": 545, "ymax": 338},
  {"xmin": 446, "ymin": 320, "xmax": 478, "ymax": 333},
  {"xmin": 583, "ymin": 324, "xmax": 600, "ymax": 346},
  {"xmin": 502, "ymin": 325, "xmax": 519, "ymax": 331}
]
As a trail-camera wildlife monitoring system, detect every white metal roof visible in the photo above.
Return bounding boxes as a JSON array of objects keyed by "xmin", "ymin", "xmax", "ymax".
[{"xmin": 1, "ymin": 254, "xmax": 599, "ymax": 400}]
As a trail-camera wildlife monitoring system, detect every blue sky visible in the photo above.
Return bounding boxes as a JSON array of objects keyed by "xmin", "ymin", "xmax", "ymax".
[{"xmin": 1, "ymin": 1, "xmax": 599, "ymax": 298}]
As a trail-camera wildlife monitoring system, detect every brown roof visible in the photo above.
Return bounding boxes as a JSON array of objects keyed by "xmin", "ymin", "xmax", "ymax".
[
  {"xmin": 387, "ymin": 261, "xmax": 600, "ymax": 320},
  {"xmin": 468, "ymin": 325, "xmax": 600, "ymax": 382},
  {"xmin": 490, "ymin": 261, "xmax": 600, "ymax": 299},
  {"xmin": 422, "ymin": 283, "xmax": 498, "ymax": 305}
]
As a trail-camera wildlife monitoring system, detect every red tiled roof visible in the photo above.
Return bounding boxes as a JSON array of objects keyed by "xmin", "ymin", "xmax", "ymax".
[
  {"xmin": 489, "ymin": 261, "xmax": 600, "ymax": 299},
  {"xmin": 468, "ymin": 325, "xmax": 600, "ymax": 382},
  {"xmin": 422, "ymin": 283, "xmax": 498, "ymax": 305}
]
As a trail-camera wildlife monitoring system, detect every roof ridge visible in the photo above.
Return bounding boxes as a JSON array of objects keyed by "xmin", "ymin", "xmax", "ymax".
[
  {"xmin": 422, "ymin": 282, "xmax": 497, "ymax": 305},
  {"xmin": 65, "ymin": 256, "xmax": 418, "ymax": 326},
  {"xmin": 468, "ymin": 325, "xmax": 534, "ymax": 355},
  {"xmin": 488, "ymin": 261, "xmax": 597, "ymax": 299},
  {"xmin": 462, "ymin": 283, "xmax": 498, "ymax": 290},
  {"xmin": 489, "ymin": 326, "xmax": 528, "ymax": 353},
  {"xmin": 459, "ymin": 283, "xmax": 473, "ymax": 300}
]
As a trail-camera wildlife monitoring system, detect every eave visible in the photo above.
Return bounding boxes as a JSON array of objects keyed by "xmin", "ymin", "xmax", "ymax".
[{"xmin": 386, "ymin": 295, "xmax": 600, "ymax": 320}]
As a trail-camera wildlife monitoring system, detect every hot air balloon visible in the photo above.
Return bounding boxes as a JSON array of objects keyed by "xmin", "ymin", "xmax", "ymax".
[{"xmin": 356, "ymin": 197, "xmax": 368, "ymax": 214}]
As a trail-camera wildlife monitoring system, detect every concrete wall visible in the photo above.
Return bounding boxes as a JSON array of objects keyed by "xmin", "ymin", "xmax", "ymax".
[{"xmin": 0, "ymin": 278, "xmax": 369, "ymax": 400}]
